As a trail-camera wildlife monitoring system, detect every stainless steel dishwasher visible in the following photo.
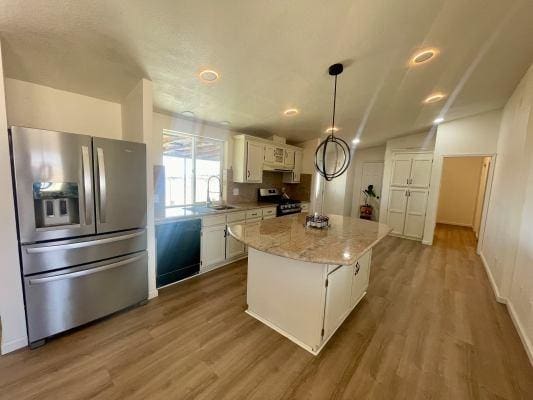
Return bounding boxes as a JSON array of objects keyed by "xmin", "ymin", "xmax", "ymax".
[{"xmin": 155, "ymin": 218, "xmax": 201, "ymax": 287}]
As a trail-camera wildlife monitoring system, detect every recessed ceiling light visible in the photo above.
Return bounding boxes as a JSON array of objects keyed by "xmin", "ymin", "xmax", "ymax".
[
  {"xmin": 181, "ymin": 111, "xmax": 195, "ymax": 118},
  {"xmin": 410, "ymin": 48, "xmax": 439, "ymax": 66},
  {"xmin": 424, "ymin": 93, "xmax": 446, "ymax": 104},
  {"xmin": 198, "ymin": 69, "xmax": 220, "ymax": 82},
  {"xmin": 325, "ymin": 126, "xmax": 339, "ymax": 134},
  {"xmin": 220, "ymin": 120, "xmax": 230, "ymax": 126},
  {"xmin": 283, "ymin": 108, "xmax": 299, "ymax": 116},
  {"xmin": 433, "ymin": 117, "xmax": 444, "ymax": 124},
  {"xmin": 352, "ymin": 138, "xmax": 360, "ymax": 145}
]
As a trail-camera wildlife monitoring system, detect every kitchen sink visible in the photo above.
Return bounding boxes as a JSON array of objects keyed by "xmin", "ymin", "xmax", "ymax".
[
  {"xmin": 183, "ymin": 204, "xmax": 236, "ymax": 213},
  {"xmin": 208, "ymin": 205, "xmax": 236, "ymax": 210}
]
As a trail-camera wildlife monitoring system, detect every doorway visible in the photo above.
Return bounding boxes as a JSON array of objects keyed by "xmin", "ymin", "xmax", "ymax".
[{"xmin": 436, "ymin": 156, "xmax": 492, "ymax": 242}]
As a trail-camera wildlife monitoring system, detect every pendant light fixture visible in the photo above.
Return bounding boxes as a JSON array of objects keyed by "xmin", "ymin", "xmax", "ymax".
[{"xmin": 315, "ymin": 63, "xmax": 351, "ymax": 181}]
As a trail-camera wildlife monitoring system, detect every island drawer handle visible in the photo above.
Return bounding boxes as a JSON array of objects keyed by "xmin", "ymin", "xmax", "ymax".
[{"xmin": 355, "ymin": 263, "xmax": 360, "ymax": 276}]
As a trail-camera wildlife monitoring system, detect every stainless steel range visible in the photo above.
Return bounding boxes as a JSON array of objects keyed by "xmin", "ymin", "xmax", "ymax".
[
  {"xmin": 258, "ymin": 188, "xmax": 301, "ymax": 216},
  {"xmin": 9, "ymin": 126, "xmax": 148, "ymax": 348}
]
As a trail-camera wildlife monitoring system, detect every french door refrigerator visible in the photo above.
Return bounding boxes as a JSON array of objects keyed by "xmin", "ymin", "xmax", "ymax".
[{"xmin": 9, "ymin": 126, "xmax": 148, "ymax": 348}]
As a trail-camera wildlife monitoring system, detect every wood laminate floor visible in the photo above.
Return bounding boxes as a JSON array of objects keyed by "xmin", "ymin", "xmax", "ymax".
[{"xmin": 1, "ymin": 224, "xmax": 532, "ymax": 400}]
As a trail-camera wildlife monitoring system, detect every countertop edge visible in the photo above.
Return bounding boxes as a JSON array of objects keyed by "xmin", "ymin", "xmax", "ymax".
[{"xmin": 227, "ymin": 223, "xmax": 392, "ymax": 266}]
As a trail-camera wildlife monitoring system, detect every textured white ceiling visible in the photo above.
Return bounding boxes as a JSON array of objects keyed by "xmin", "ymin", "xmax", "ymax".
[{"xmin": 1, "ymin": 0, "xmax": 532, "ymax": 146}]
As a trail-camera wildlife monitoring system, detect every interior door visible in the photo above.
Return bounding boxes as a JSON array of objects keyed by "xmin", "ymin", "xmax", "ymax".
[
  {"xmin": 93, "ymin": 138, "xmax": 147, "ymax": 234},
  {"xmin": 410, "ymin": 154, "xmax": 433, "ymax": 188},
  {"xmin": 390, "ymin": 154, "xmax": 412, "ymax": 186},
  {"xmin": 387, "ymin": 188, "xmax": 408, "ymax": 235},
  {"xmin": 10, "ymin": 126, "xmax": 96, "ymax": 243},
  {"xmin": 404, "ymin": 189, "xmax": 429, "ymax": 239},
  {"xmin": 323, "ymin": 265, "xmax": 352, "ymax": 339},
  {"xmin": 246, "ymin": 141, "xmax": 264, "ymax": 182}
]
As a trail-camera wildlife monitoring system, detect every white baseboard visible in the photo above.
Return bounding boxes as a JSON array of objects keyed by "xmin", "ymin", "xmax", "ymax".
[
  {"xmin": 479, "ymin": 251, "xmax": 506, "ymax": 304},
  {"xmin": 148, "ymin": 289, "xmax": 159, "ymax": 299},
  {"xmin": 1, "ymin": 336, "xmax": 28, "ymax": 355},
  {"xmin": 422, "ymin": 239, "xmax": 432, "ymax": 246},
  {"xmin": 507, "ymin": 301, "xmax": 533, "ymax": 367}
]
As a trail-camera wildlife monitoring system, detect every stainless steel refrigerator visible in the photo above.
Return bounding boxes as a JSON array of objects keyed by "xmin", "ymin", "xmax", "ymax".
[{"xmin": 9, "ymin": 126, "xmax": 148, "ymax": 348}]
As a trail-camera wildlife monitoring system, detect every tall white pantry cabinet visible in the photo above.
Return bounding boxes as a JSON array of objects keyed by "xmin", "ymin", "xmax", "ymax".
[{"xmin": 386, "ymin": 152, "xmax": 433, "ymax": 240}]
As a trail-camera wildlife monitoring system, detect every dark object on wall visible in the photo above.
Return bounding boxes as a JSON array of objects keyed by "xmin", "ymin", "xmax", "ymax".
[{"xmin": 315, "ymin": 63, "xmax": 351, "ymax": 182}]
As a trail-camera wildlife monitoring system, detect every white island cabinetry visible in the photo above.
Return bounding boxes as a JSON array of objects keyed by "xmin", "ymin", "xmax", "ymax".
[
  {"xmin": 246, "ymin": 247, "xmax": 372, "ymax": 355},
  {"xmin": 228, "ymin": 213, "xmax": 390, "ymax": 355}
]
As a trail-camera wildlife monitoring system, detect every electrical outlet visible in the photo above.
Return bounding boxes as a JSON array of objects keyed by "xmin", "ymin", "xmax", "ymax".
[{"xmin": 233, "ymin": 188, "xmax": 239, "ymax": 196}]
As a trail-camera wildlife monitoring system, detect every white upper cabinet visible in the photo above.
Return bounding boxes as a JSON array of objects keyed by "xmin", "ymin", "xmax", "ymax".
[
  {"xmin": 284, "ymin": 148, "xmax": 295, "ymax": 168},
  {"xmin": 410, "ymin": 154, "xmax": 433, "ymax": 188},
  {"xmin": 264, "ymin": 145, "xmax": 285, "ymax": 167},
  {"xmin": 247, "ymin": 141, "xmax": 264, "ymax": 182},
  {"xmin": 233, "ymin": 135, "xmax": 302, "ymax": 183},
  {"xmin": 232, "ymin": 136, "xmax": 264, "ymax": 183},
  {"xmin": 390, "ymin": 152, "xmax": 433, "ymax": 188},
  {"xmin": 283, "ymin": 150, "xmax": 302, "ymax": 183},
  {"xmin": 391, "ymin": 155, "xmax": 413, "ymax": 187}
]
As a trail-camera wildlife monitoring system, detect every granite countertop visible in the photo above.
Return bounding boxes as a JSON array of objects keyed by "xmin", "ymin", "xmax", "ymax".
[
  {"xmin": 227, "ymin": 213, "xmax": 392, "ymax": 265},
  {"xmin": 155, "ymin": 202, "xmax": 279, "ymax": 224}
]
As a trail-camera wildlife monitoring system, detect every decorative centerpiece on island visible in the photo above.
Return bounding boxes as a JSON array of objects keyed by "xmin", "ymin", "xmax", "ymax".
[{"xmin": 305, "ymin": 213, "xmax": 330, "ymax": 229}]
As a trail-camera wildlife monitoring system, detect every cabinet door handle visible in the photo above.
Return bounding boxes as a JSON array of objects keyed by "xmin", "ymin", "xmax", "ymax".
[
  {"xmin": 355, "ymin": 263, "xmax": 360, "ymax": 276},
  {"xmin": 247, "ymin": 170, "xmax": 250, "ymax": 178}
]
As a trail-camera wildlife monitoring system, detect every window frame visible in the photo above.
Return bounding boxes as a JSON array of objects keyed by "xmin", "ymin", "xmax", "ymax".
[{"xmin": 162, "ymin": 129, "xmax": 225, "ymax": 208}]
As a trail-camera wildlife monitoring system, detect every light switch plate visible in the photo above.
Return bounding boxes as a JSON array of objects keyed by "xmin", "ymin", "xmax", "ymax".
[{"xmin": 233, "ymin": 188, "xmax": 239, "ymax": 196}]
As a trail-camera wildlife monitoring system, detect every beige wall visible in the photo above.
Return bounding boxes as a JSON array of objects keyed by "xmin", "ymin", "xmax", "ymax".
[
  {"xmin": 0, "ymin": 44, "xmax": 28, "ymax": 354},
  {"xmin": 4, "ymin": 78, "xmax": 122, "ymax": 138},
  {"xmin": 436, "ymin": 157, "xmax": 484, "ymax": 227},
  {"xmin": 481, "ymin": 64, "xmax": 533, "ymax": 364}
]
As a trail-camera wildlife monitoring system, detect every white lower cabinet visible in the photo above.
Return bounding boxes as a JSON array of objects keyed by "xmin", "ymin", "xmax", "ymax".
[
  {"xmin": 201, "ymin": 209, "xmax": 271, "ymax": 271},
  {"xmin": 246, "ymin": 247, "xmax": 373, "ymax": 355},
  {"xmin": 201, "ymin": 224, "xmax": 227, "ymax": 271},
  {"xmin": 226, "ymin": 234, "xmax": 246, "ymax": 260},
  {"xmin": 323, "ymin": 251, "xmax": 371, "ymax": 339},
  {"xmin": 350, "ymin": 250, "xmax": 371, "ymax": 308},
  {"xmin": 323, "ymin": 265, "xmax": 353, "ymax": 338}
]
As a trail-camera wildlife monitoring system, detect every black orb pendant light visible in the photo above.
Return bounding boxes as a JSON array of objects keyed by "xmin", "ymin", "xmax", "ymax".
[{"xmin": 315, "ymin": 63, "xmax": 351, "ymax": 181}]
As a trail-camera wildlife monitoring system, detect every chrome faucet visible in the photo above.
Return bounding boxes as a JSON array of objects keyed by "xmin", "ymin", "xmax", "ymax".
[{"xmin": 206, "ymin": 175, "xmax": 222, "ymax": 207}]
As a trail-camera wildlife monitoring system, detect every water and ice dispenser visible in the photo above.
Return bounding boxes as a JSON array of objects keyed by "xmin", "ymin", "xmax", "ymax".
[{"xmin": 33, "ymin": 182, "xmax": 80, "ymax": 228}]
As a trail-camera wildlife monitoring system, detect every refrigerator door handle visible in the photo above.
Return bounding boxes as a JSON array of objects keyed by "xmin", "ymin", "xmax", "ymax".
[
  {"xmin": 81, "ymin": 145, "xmax": 92, "ymax": 225},
  {"xmin": 28, "ymin": 253, "xmax": 144, "ymax": 285},
  {"xmin": 25, "ymin": 230, "xmax": 145, "ymax": 254},
  {"xmin": 97, "ymin": 147, "xmax": 107, "ymax": 223}
]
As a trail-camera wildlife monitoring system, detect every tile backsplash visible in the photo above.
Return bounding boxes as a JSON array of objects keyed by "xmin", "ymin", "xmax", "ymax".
[{"xmin": 225, "ymin": 169, "xmax": 312, "ymax": 204}]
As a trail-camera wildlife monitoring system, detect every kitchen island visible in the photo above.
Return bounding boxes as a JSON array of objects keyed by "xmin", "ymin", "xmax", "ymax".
[{"xmin": 228, "ymin": 213, "xmax": 391, "ymax": 355}]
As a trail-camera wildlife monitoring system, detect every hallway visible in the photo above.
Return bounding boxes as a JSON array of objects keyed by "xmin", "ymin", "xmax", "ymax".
[{"xmin": 0, "ymin": 225, "xmax": 532, "ymax": 399}]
